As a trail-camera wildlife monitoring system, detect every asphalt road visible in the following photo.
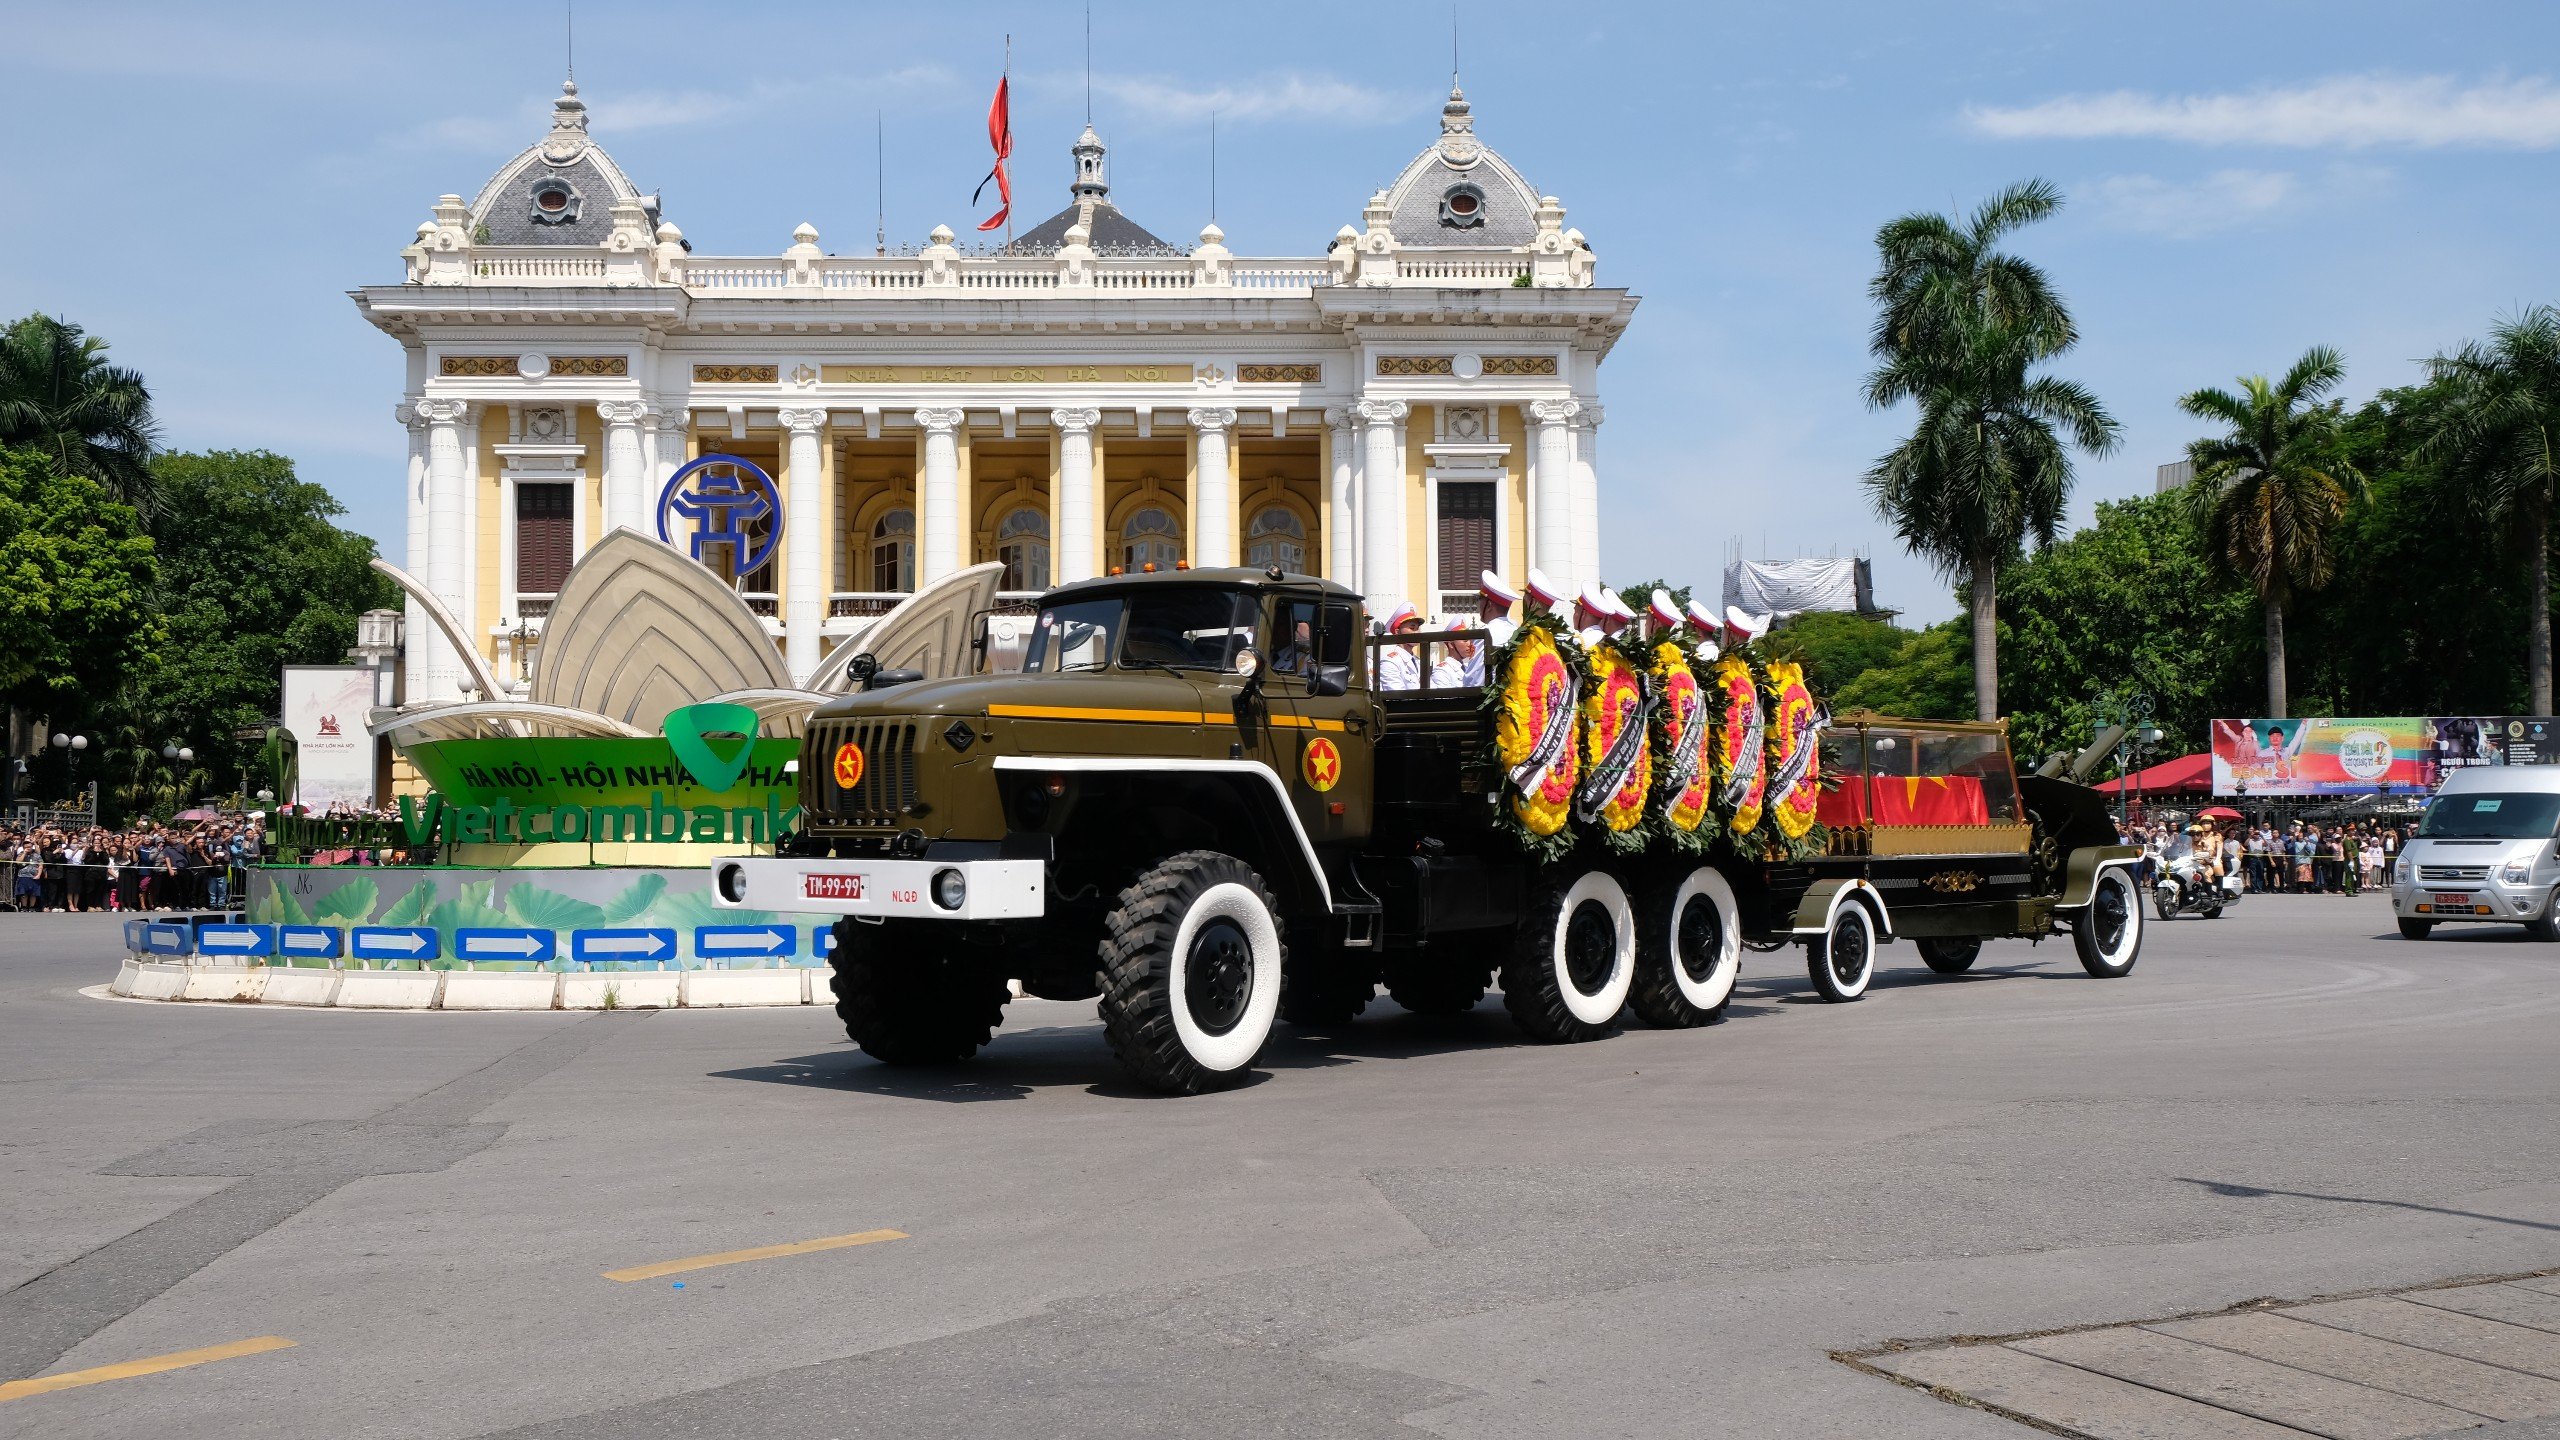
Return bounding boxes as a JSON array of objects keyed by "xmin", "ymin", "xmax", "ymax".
[{"xmin": 6, "ymin": 896, "xmax": 2560, "ymax": 1438}]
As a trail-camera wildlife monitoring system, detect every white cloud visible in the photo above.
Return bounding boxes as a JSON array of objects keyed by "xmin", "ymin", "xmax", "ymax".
[
  {"xmin": 1966, "ymin": 73, "xmax": 2560, "ymax": 150},
  {"xmin": 1086, "ymin": 71, "xmax": 1411, "ymax": 127},
  {"xmin": 2082, "ymin": 165, "xmax": 2391, "ymax": 239}
]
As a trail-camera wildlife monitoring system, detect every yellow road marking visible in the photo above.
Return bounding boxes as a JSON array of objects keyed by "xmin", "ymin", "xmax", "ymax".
[
  {"xmin": 603, "ymin": 1227, "xmax": 908, "ymax": 1283},
  {"xmin": 0, "ymin": 1336, "xmax": 295, "ymax": 1404}
]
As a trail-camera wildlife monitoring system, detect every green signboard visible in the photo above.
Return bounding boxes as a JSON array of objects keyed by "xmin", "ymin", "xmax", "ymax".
[{"xmin": 398, "ymin": 704, "xmax": 802, "ymax": 848}]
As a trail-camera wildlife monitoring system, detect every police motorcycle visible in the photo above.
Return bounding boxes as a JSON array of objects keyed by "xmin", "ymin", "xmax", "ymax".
[{"xmin": 2153, "ymin": 851, "xmax": 2242, "ymax": 920}]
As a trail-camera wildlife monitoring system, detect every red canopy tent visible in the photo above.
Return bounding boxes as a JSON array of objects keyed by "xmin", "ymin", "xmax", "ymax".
[{"xmin": 2094, "ymin": 752, "xmax": 2212, "ymax": 795}]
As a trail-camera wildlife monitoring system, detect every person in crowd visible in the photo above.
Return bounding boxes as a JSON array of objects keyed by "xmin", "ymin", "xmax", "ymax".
[
  {"xmin": 1374, "ymin": 603, "xmax": 1426, "ymax": 692},
  {"xmin": 2341, "ymin": 826, "xmax": 2363, "ymax": 897}
]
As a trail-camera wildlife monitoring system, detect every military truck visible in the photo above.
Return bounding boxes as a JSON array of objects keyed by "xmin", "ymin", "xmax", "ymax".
[{"xmin": 712, "ymin": 568, "xmax": 2143, "ymax": 1094}]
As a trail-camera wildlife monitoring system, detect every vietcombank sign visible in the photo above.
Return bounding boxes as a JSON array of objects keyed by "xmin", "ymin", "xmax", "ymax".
[{"xmin": 398, "ymin": 703, "xmax": 802, "ymax": 848}]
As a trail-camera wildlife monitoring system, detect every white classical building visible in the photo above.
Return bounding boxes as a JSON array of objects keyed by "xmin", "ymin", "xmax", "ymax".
[{"xmin": 357, "ymin": 77, "xmax": 1638, "ymax": 704}]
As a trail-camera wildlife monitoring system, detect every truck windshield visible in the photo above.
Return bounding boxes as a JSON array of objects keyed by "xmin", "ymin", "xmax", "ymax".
[
  {"xmin": 2419, "ymin": 792, "xmax": 2560, "ymax": 839},
  {"xmin": 1021, "ymin": 588, "xmax": 1257, "ymax": 674}
]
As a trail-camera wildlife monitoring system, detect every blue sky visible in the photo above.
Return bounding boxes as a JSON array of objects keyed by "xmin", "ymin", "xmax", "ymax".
[{"xmin": 5, "ymin": 0, "xmax": 2555, "ymax": 622}]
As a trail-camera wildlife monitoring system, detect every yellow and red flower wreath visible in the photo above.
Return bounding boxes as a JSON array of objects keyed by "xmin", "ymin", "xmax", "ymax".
[
  {"xmin": 1579, "ymin": 639, "xmax": 1651, "ymax": 836},
  {"xmin": 1711, "ymin": 653, "xmax": 1766, "ymax": 838},
  {"xmin": 1651, "ymin": 641, "xmax": 1711, "ymax": 834},
  {"xmin": 1765, "ymin": 659, "xmax": 1821, "ymax": 840},
  {"xmin": 1494, "ymin": 622, "xmax": 1580, "ymax": 838}
]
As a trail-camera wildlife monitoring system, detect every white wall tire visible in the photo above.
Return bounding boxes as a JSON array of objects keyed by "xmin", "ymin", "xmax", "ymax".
[
  {"xmin": 2074, "ymin": 866, "xmax": 2144, "ymax": 978},
  {"xmin": 1630, "ymin": 865, "xmax": 1740, "ymax": 1028},
  {"xmin": 1805, "ymin": 897, "xmax": 1876, "ymax": 1003},
  {"xmin": 1502, "ymin": 865, "xmax": 1635, "ymax": 1042},
  {"xmin": 1097, "ymin": 852, "xmax": 1285, "ymax": 1094}
]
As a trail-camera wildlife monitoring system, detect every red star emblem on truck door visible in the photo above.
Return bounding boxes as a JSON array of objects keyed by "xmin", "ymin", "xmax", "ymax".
[{"xmin": 1301, "ymin": 736, "xmax": 1342, "ymax": 792}]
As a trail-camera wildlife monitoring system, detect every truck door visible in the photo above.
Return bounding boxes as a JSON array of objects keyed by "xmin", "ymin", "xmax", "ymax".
[{"xmin": 1262, "ymin": 592, "xmax": 1371, "ymax": 846}]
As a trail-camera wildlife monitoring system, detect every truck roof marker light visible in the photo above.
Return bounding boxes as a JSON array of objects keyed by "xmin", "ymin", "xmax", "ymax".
[
  {"xmin": 1175, "ymin": 561, "xmax": 1191, "ymax": 571},
  {"xmin": 1142, "ymin": 563, "xmax": 1157, "ymax": 573},
  {"xmin": 1110, "ymin": 566, "xmax": 1125, "ymax": 575}
]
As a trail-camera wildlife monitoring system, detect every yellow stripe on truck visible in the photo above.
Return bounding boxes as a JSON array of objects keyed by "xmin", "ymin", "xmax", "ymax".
[{"xmin": 986, "ymin": 704, "xmax": 1344, "ymax": 731}]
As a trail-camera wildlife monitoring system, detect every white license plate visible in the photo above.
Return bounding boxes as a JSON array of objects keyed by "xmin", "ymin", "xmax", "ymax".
[{"xmin": 805, "ymin": 873, "xmax": 866, "ymax": 901}]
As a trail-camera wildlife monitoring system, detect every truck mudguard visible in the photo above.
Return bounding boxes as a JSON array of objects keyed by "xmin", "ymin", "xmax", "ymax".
[
  {"xmin": 2053, "ymin": 844, "xmax": 2145, "ymax": 911},
  {"xmin": 990, "ymin": 755, "xmax": 1334, "ymax": 912},
  {"xmin": 1789, "ymin": 876, "xmax": 1894, "ymax": 938}
]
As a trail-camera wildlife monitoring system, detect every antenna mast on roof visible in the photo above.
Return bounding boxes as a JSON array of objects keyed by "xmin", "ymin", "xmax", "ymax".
[
  {"xmin": 1209, "ymin": 112, "xmax": 1218, "ymax": 223},
  {"xmin": 1084, "ymin": 4, "xmax": 1093, "ymax": 124},
  {"xmin": 1451, "ymin": 1, "xmax": 1459, "ymax": 88},
  {"xmin": 566, "ymin": 0, "xmax": 574, "ymax": 82},
  {"xmin": 875, "ymin": 111, "xmax": 886, "ymax": 256}
]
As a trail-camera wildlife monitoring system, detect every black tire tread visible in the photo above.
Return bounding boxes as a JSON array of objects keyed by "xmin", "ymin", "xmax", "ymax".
[
  {"xmin": 1628, "ymin": 873, "xmax": 1730, "ymax": 1028},
  {"xmin": 1502, "ymin": 871, "xmax": 1621, "ymax": 1043},
  {"xmin": 1383, "ymin": 958, "xmax": 1489, "ymax": 1016},
  {"xmin": 829, "ymin": 920, "xmax": 1008, "ymax": 1065},
  {"xmin": 1804, "ymin": 902, "xmax": 1873, "ymax": 1003},
  {"xmin": 1094, "ymin": 850, "xmax": 1282, "ymax": 1095},
  {"xmin": 1915, "ymin": 936, "xmax": 1980, "ymax": 975}
]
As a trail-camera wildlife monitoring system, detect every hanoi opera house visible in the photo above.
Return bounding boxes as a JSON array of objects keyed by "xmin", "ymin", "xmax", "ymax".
[{"xmin": 357, "ymin": 77, "xmax": 1638, "ymax": 704}]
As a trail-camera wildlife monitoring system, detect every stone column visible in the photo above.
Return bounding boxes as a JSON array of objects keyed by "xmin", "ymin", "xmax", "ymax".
[
  {"xmin": 651, "ymin": 409, "xmax": 689, "ymax": 513},
  {"xmin": 1528, "ymin": 399, "xmax": 1581, "ymax": 587},
  {"xmin": 1324, "ymin": 407, "xmax": 1358, "ymax": 587},
  {"xmin": 1355, "ymin": 399, "xmax": 1409, "ymax": 605},
  {"xmin": 1571, "ymin": 403, "xmax": 1603, "ymax": 590},
  {"xmin": 397, "ymin": 402, "xmax": 430, "ymax": 701},
  {"xmin": 1054, "ymin": 407, "xmax": 1101, "ymax": 582},
  {"xmin": 597, "ymin": 400, "xmax": 649, "ymax": 537},
  {"xmin": 418, "ymin": 398, "xmax": 471, "ymax": 702},
  {"xmin": 916, "ymin": 407, "xmax": 967, "ymax": 583},
  {"xmin": 1188, "ymin": 407, "xmax": 1238, "ymax": 568},
  {"xmin": 778, "ymin": 408, "xmax": 827, "ymax": 684}
]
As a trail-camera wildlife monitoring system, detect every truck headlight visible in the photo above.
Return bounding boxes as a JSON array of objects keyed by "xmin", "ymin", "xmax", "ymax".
[
  {"xmin": 932, "ymin": 867, "xmax": 967, "ymax": 911},
  {"xmin": 716, "ymin": 863, "xmax": 748, "ymax": 903},
  {"xmin": 2505, "ymin": 860, "xmax": 2534, "ymax": 885}
]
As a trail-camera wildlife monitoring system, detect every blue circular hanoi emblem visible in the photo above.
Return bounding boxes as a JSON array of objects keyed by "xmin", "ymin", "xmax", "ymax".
[{"xmin": 657, "ymin": 454, "xmax": 783, "ymax": 575}]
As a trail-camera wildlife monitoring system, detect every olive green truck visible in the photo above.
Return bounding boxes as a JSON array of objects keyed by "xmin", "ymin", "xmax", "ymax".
[{"xmin": 712, "ymin": 567, "xmax": 2144, "ymax": 1095}]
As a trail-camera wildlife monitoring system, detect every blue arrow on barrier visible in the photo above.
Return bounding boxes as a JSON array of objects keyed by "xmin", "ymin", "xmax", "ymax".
[
  {"xmin": 141, "ymin": 923, "xmax": 193, "ymax": 956},
  {"xmin": 813, "ymin": 925, "xmax": 839, "ymax": 959},
  {"xmin": 277, "ymin": 926, "xmax": 344, "ymax": 960},
  {"xmin": 570, "ymin": 928, "xmax": 676, "ymax": 966},
  {"xmin": 694, "ymin": 924, "xmax": 797, "ymax": 962},
  {"xmin": 351, "ymin": 926, "xmax": 439, "ymax": 963},
  {"xmin": 196, "ymin": 923, "xmax": 276, "ymax": 958},
  {"xmin": 123, "ymin": 919, "xmax": 151, "ymax": 954},
  {"xmin": 456, "ymin": 927, "xmax": 556, "ymax": 964}
]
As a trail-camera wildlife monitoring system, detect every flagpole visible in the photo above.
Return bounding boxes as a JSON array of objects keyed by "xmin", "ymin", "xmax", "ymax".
[{"xmin": 1004, "ymin": 34, "xmax": 1014, "ymax": 249}]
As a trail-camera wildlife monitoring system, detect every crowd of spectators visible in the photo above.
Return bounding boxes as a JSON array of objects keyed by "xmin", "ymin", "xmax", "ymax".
[
  {"xmin": 2118, "ymin": 816, "xmax": 2407, "ymax": 896},
  {"xmin": 5, "ymin": 814, "xmax": 267, "ymax": 912}
]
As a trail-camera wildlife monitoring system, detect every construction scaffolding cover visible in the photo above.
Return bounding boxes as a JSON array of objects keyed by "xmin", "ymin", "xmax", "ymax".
[{"xmin": 1722, "ymin": 558, "xmax": 1874, "ymax": 620}]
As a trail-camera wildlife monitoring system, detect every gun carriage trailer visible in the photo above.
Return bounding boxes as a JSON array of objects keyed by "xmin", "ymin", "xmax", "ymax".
[{"xmin": 714, "ymin": 568, "xmax": 2144, "ymax": 1095}]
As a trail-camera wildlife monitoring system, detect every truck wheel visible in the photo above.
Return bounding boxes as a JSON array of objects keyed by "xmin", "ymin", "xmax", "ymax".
[
  {"xmin": 1804, "ymin": 899, "xmax": 1877, "ymax": 1002},
  {"xmin": 2073, "ymin": 867, "xmax": 2144, "ymax": 978},
  {"xmin": 1915, "ymin": 936, "xmax": 1981, "ymax": 975},
  {"xmin": 1384, "ymin": 958, "xmax": 1491, "ymax": 1015},
  {"xmin": 1096, "ymin": 851, "xmax": 1285, "ymax": 1095},
  {"xmin": 1503, "ymin": 867, "xmax": 1636, "ymax": 1042},
  {"xmin": 1629, "ymin": 865, "xmax": 1739, "ymax": 1027},
  {"xmin": 829, "ymin": 919, "xmax": 1009, "ymax": 1065},
  {"xmin": 2397, "ymin": 919, "xmax": 2433, "ymax": 941}
]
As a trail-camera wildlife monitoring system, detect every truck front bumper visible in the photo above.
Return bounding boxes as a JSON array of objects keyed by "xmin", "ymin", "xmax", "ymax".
[{"xmin": 711, "ymin": 856, "xmax": 1045, "ymax": 921}]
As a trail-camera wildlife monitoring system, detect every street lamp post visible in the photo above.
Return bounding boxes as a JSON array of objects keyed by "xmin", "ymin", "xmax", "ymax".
[{"xmin": 51, "ymin": 732, "xmax": 89, "ymax": 818}]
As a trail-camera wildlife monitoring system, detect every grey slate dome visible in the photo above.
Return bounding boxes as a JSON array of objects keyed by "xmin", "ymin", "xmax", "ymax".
[
  {"xmin": 1005, "ymin": 124, "xmax": 1181, "ymax": 256},
  {"xmin": 467, "ymin": 79, "xmax": 665, "ymax": 246},
  {"xmin": 1375, "ymin": 85, "xmax": 1544, "ymax": 247}
]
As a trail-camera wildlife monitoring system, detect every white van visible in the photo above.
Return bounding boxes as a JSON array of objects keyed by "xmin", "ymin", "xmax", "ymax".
[{"xmin": 2394, "ymin": 766, "xmax": 2560, "ymax": 940}]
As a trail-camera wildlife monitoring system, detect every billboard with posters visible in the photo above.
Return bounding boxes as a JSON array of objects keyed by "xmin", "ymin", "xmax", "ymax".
[
  {"xmin": 283, "ymin": 665, "xmax": 380, "ymax": 812},
  {"xmin": 2212, "ymin": 716, "xmax": 2560, "ymax": 796},
  {"xmin": 2211, "ymin": 717, "xmax": 2439, "ymax": 796}
]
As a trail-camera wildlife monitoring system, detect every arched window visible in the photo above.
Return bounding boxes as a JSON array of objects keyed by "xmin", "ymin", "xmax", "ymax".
[
  {"xmin": 1121, "ymin": 505, "xmax": 1182, "ymax": 573},
  {"xmin": 996, "ymin": 506, "xmax": 1050, "ymax": 591},
  {"xmin": 1246, "ymin": 505, "xmax": 1307, "ymax": 573},
  {"xmin": 870, "ymin": 508, "xmax": 915, "ymax": 593}
]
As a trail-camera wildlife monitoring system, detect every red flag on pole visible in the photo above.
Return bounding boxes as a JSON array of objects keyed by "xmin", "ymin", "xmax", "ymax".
[{"xmin": 972, "ymin": 75, "xmax": 1012, "ymax": 233}]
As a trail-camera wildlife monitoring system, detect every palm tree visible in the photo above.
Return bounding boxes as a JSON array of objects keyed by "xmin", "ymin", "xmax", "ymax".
[
  {"xmin": 0, "ymin": 313, "xmax": 161, "ymax": 520},
  {"xmin": 1864, "ymin": 180, "xmax": 2120, "ymax": 721},
  {"xmin": 2177, "ymin": 347, "xmax": 2366, "ymax": 720},
  {"xmin": 2420, "ymin": 307, "xmax": 2560, "ymax": 714}
]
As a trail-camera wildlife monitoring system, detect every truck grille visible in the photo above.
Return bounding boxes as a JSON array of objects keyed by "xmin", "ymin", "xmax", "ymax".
[
  {"xmin": 2418, "ymin": 864, "xmax": 2490, "ymax": 883},
  {"xmin": 808, "ymin": 720, "xmax": 918, "ymax": 826}
]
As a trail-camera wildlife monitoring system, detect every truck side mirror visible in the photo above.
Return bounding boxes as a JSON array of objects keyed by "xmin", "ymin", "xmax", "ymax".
[
  {"xmin": 1309, "ymin": 671, "xmax": 1346, "ymax": 698},
  {"xmin": 968, "ymin": 610, "xmax": 994, "ymax": 671}
]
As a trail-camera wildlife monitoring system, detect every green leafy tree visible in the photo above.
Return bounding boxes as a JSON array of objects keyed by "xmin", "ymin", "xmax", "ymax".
[
  {"xmin": 2177, "ymin": 347, "xmax": 2367, "ymax": 719},
  {"xmin": 2419, "ymin": 306, "xmax": 2560, "ymax": 714},
  {"xmin": 1863, "ymin": 179, "xmax": 2121, "ymax": 721},
  {"xmin": 1829, "ymin": 619, "xmax": 1975, "ymax": 721},
  {"xmin": 0, "ymin": 446, "xmax": 161, "ymax": 725},
  {"xmin": 1767, "ymin": 611, "xmax": 1909, "ymax": 697},
  {"xmin": 123, "ymin": 450, "xmax": 398, "ymax": 791},
  {"xmin": 0, "ymin": 315, "xmax": 161, "ymax": 521}
]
